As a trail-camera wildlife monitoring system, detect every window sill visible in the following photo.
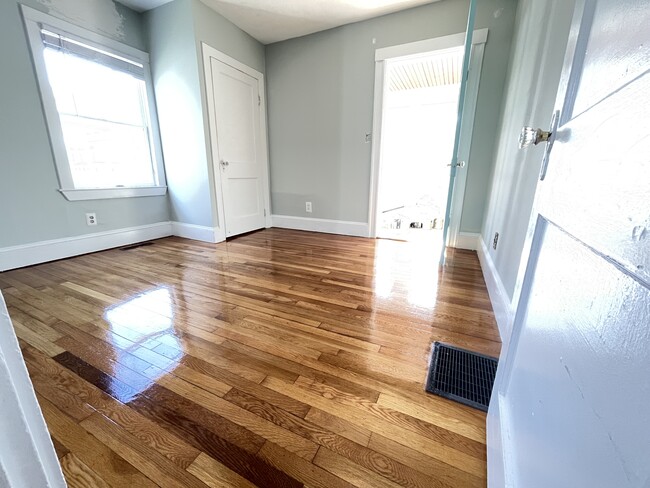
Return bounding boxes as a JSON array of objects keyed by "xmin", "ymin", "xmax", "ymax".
[{"xmin": 59, "ymin": 187, "xmax": 167, "ymax": 201}]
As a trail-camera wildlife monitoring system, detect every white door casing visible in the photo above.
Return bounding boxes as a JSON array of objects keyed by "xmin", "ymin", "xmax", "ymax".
[
  {"xmin": 369, "ymin": 30, "xmax": 488, "ymax": 243},
  {"xmin": 203, "ymin": 45, "xmax": 271, "ymax": 240},
  {"xmin": 0, "ymin": 292, "xmax": 66, "ymax": 487},
  {"xmin": 489, "ymin": 0, "xmax": 650, "ymax": 486}
]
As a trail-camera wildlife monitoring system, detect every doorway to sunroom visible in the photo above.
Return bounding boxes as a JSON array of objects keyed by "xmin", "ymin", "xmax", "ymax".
[{"xmin": 375, "ymin": 46, "xmax": 463, "ymax": 242}]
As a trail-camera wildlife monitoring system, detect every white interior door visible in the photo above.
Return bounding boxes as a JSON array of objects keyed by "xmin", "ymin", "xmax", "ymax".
[
  {"xmin": 491, "ymin": 1, "xmax": 650, "ymax": 486},
  {"xmin": 210, "ymin": 57, "xmax": 266, "ymax": 238}
]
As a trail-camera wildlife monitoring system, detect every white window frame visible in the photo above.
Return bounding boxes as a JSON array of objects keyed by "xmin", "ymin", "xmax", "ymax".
[{"xmin": 21, "ymin": 5, "xmax": 167, "ymax": 201}]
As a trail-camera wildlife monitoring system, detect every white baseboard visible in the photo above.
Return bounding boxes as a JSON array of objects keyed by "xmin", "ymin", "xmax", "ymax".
[
  {"xmin": 271, "ymin": 215, "xmax": 370, "ymax": 238},
  {"xmin": 477, "ymin": 235, "xmax": 515, "ymax": 341},
  {"xmin": 0, "ymin": 222, "xmax": 172, "ymax": 272},
  {"xmin": 171, "ymin": 221, "xmax": 220, "ymax": 243},
  {"xmin": 454, "ymin": 232, "xmax": 479, "ymax": 250}
]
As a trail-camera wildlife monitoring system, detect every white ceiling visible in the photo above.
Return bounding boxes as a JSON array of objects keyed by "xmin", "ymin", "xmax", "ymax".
[{"xmin": 118, "ymin": 0, "xmax": 439, "ymax": 44}]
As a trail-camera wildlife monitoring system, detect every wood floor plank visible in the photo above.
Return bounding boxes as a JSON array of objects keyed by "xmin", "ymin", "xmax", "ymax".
[
  {"xmin": 3, "ymin": 230, "xmax": 499, "ymax": 487},
  {"xmin": 258, "ymin": 442, "xmax": 356, "ymax": 488},
  {"xmin": 187, "ymin": 453, "xmax": 258, "ymax": 488},
  {"xmin": 181, "ymin": 354, "xmax": 311, "ymax": 418},
  {"xmin": 79, "ymin": 412, "xmax": 208, "ymax": 488},
  {"xmin": 304, "ymin": 407, "xmax": 372, "ymax": 447},
  {"xmin": 294, "ymin": 376, "xmax": 486, "ymax": 458},
  {"xmin": 37, "ymin": 395, "xmax": 158, "ymax": 488},
  {"xmin": 263, "ymin": 376, "xmax": 486, "ymax": 478},
  {"xmin": 53, "ymin": 350, "xmax": 302, "ymax": 488},
  {"xmin": 25, "ymin": 346, "xmax": 204, "ymax": 469},
  {"xmin": 313, "ymin": 447, "xmax": 402, "ymax": 488},
  {"xmin": 223, "ymin": 388, "xmax": 441, "ymax": 488},
  {"xmin": 152, "ymin": 370, "xmax": 319, "ymax": 460},
  {"xmin": 51, "ymin": 436, "xmax": 69, "ymax": 460},
  {"xmin": 59, "ymin": 453, "xmax": 111, "ymax": 488},
  {"xmin": 367, "ymin": 433, "xmax": 484, "ymax": 488},
  {"xmin": 377, "ymin": 392, "xmax": 486, "ymax": 444}
]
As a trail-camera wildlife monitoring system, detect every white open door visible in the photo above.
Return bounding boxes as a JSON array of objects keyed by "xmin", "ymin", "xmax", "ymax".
[
  {"xmin": 205, "ymin": 49, "xmax": 269, "ymax": 239},
  {"xmin": 490, "ymin": 0, "xmax": 650, "ymax": 486}
]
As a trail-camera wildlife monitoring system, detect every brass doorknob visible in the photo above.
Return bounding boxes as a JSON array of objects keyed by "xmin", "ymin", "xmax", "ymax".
[{"xmin": 518, "ymin": 127, "xmax": 551, "ymax": 149}]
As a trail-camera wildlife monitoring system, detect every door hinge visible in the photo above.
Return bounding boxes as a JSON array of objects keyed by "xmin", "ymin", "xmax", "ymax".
[
  {"xmin": 264, "ymin": 209, "xmax": 266, "ymax": 217},
  {"xmin": 258, "ymin": 95, "xmax": 261, "ymax": 106}
]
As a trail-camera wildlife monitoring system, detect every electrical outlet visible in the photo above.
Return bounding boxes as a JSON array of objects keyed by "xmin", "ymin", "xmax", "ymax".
[
  {"xmin": 86, "ymin": 212, "xmax": 97, "ymax": 226},
  {"xmin": 493, "ymin": 232, "xmax": 499, "ymax": 250},
  {"xmin": 305, "ymin": 202, "xmax": 312, "ymax": 213},
  {"xmin": 365, "ymin": 133, "xmax": 372, "ymax": 143}
]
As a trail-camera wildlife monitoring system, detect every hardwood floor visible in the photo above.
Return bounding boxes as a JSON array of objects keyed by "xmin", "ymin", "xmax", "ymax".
[{"xmin": 0, "ymin": 228, "xmax": 501, "ymax": 487}]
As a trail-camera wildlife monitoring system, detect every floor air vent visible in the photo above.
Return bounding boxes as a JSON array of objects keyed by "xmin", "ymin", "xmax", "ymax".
[
  {"xmin": 425, "ymin": 342, "xmax": 498, "ymax": 412},
  {"xmin": 120, "ymin": 242, "xmax": 154, "ymax": 251}
]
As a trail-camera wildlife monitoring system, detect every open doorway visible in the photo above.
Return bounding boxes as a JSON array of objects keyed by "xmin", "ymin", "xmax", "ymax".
[
  {"xmin": 369, "ymin": 30, "xmax": 487, "ymax": 250},
  {"xmin": 376, "ymin": 46, "xmax": 463, "ymax": 242}
]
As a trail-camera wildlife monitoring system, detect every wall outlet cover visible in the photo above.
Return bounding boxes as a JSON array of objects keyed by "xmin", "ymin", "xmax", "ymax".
[
  {"xmin": 306, "ymin": 202, "xmax": 312, "ymax": 213},
  {"xmin": 86, "ymin": 213, "xmax": 97, "ymax": 226}
]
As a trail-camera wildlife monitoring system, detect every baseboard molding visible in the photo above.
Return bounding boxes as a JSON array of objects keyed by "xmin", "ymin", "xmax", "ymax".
[
  {"xmin": 454, "ymin": 232, "xmax": 479, "ymax": 251},
  {"xmin": 0, "ymin": 222, "xmax": 172, "ymax": 272},
  {"xmin": 477, "ymin": 236, "xmax": 515, "ymax": 341},
  {"xmin": 271, "ymin": 215, "xmax": 370, "ymax": 238},
  {"xmin": 170, "ymin": 221, "xmax": 220, "ymax": 243}
]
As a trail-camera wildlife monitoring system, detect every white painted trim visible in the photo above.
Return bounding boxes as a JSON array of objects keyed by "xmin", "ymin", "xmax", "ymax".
[
  {"xmin": 375, "ymin": 28, "xmax": 488, "ymax": 61},
  {"xmin": 21, "ymin": 5, "xmax": 167, "ymax": 199},
  {"xmin": 367, "ymin": 57, "xmax": 386, "ymax": 239},
  {"xmin": 454, "ymin": 232, "xmax": 479, "ymax": 250},
  {"xmin": 369, "ymin": 32, "xmax": 487, "ymax": 242},
  {"xmin": 0, "ymin": 222, "xmax": 172, "ymax": 271},
  {"xmin": 476, "ymin": 236, "xmax": 515, "ymax": 340},
  {"xmin": 272, "ymin": 215, "xmax": 369, "ymax": 238},
  {"xmin": 201, "ymin": 43, "xmax": 273, "ymax": 234},
  {"xmin": 170, "ymin": 222, "xmax": 220, "ymax": 243},
  {"xmin": 0, "ymin": 293, "xmax": 66, "ymax": 487},
  {"xmin": 60, "ymin": 186, "xmax": 167, "ymax": 201}
]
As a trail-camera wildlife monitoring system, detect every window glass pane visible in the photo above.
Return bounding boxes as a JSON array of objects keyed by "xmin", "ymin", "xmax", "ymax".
[
  {"xmin": 44, "ymin": 48, "xmax": 146, "ymax": 127},
  {"xmin": 42, "ymin": 46, "xmax": 157, "ymax": 189},
  {"xmin": 60, "ymin": 115, "xmax": 155, "ymax": 188}
]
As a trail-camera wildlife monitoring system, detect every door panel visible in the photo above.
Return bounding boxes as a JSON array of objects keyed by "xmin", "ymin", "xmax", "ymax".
[
  {"xmin": 216, "ymin": 71, "xmax": 257, "ymax": 164},
  {"xmin": 540, "ymin": 70, "xmax": 650, "ymax": 284},
  {"xmin": 501, "ymin": 221, "xmax": 650, "ymax": 487},
  {"xmin": 570, "ymin": 0, "xmax": 650, "ymax": 118},
  {"xmin": 210, "ymin": 58, "xmax": 266, "ymax": 238},
  {"xmin": 494, "ymin": 0, "xmax": 650, "ymax": 486}
]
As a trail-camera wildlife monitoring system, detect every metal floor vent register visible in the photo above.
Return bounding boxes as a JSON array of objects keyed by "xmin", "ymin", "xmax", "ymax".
[{"xmin": 425, "ymin": 342, "xmax": 498, "ymax": 411}]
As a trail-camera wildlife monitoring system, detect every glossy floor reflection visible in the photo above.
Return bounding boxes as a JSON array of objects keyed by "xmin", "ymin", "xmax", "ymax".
[{"xmin": 1, "ymin": 228, "xmax": 500, "ymax": 487}]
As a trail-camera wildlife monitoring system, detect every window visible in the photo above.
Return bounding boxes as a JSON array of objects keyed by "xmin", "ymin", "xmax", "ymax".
[{"xmin": 22, "ymin": 6, "xmax": 166, "ymax": 200}]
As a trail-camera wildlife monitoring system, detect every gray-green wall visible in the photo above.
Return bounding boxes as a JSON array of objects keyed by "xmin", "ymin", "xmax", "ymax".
[
  {"xmin": 481, "ymin": 0, "xmax": 574, "ymax": 305},
  {"xmin": 144, "ymin": 0, "xmax": 265, "ymax": 228},
  {"xmin": 0, "ymin": 0, "xmax": 170, "ymax": 248},
  {"xmin": 265, "ymin": 0, "xmax": 516, "ymax": 231}
]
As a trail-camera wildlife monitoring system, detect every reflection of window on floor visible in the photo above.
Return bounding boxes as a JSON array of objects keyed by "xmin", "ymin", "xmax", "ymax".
[
  {"xmin": 104, "ymin": 287, "xmax": 181, "ymax": 398},
  {"xmin": 373, "ymin": 239, "xmax": 440, "ymax": 307}
]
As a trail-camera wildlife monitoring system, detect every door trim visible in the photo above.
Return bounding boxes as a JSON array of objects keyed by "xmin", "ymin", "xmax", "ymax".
[
  {"xmin": 368, "ymin": 30, "xmax": 487, "ymax": 242},
  {"xmin": 0, "ymin": 293, "xmax": 66, "ymax": 487},
  {"xmin": 201, "ymin": 44, "xmax": 272, "ymax": 242}
]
